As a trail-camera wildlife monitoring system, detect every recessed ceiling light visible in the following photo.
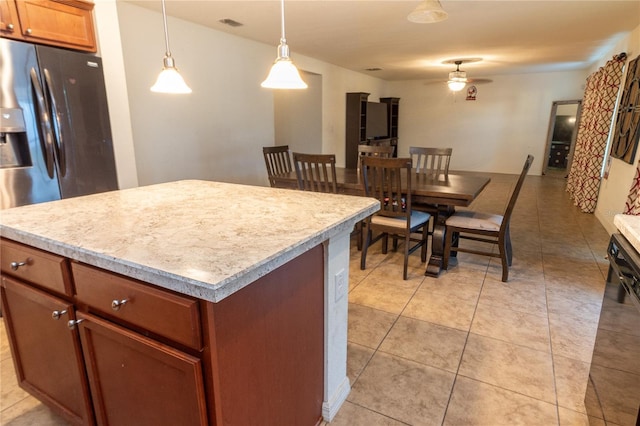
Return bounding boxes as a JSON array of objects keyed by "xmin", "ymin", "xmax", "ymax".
[{"xmin": 218, "ymin": 18, "xmax": 243, "ymax": 27}]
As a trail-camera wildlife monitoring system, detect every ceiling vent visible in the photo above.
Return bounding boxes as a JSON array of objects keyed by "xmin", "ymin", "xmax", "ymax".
[
  {"xmin": 218, "ymin": 18, "xmax": 243, "ymax": 27},
  {"xmin": 365, "ymin": 68, "xmax": 383, "ymax": 72}
]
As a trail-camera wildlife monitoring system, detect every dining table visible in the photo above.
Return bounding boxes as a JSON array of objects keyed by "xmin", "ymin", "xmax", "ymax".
[{"xmin": 272, "ymin": 167, "xmax": 491, "ymax": 277}]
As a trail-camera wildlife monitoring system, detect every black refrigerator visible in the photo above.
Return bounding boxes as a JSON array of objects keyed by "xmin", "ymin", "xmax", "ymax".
[{"xmin": 0, "ymin": 39, "xmax": 118, "ymax": 209}]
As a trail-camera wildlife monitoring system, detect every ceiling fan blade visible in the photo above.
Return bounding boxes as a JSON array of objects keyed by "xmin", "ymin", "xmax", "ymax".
[{"xmin": 466, "ymin": 78, "xmax": 493, "ymax": 85}]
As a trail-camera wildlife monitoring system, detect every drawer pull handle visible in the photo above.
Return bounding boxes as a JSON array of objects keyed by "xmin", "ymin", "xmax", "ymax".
[
  {"xmin": 10, "ymin": 260, "xmax": 28, "ymax": 271},
  {"xmin": 51, "ymin": 310, "xmax": 67, "ymax": 320},
  {"xmin": 67, "ymin": 319, "xmax": 84, "ymax": 330},
  {"xmin": 7, "ymin": 23, "xmax": 14, "ymax": 31},
  {"xmin": 26, "ymin": 28, "xmax": 32, "ymax": 35},
  {"xmin": 111, "ymin": 299, "xmax": 129, "ymax": 311}
]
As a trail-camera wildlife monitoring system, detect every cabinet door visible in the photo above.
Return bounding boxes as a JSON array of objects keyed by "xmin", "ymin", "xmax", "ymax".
[
  {"xmin": 76, "ymin": 312, "xmax": 208, "ymax": 426},
  {"xmin": 0, "ymin": 0, "xmax": 23, "ymax": 38},
  {"xmin": 14, "ymin": 0, "xmax": 96, "ymax": 52},
  {"xmin": 0, "ymin": 276, "xmax": 94, "ymax": 425}
]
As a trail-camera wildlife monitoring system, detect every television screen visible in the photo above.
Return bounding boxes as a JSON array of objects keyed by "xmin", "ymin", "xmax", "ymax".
[{"xmin": 366, "ymin": 102, "xmax": 388, "ymax": 139}]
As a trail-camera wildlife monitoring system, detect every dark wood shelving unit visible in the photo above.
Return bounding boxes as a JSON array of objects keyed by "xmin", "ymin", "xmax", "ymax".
[{"xmin": 346, "ymin": 94, "xmax": 400, "ymax": 169}]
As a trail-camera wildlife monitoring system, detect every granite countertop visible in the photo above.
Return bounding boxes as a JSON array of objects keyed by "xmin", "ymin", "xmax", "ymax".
[
  {"xmin": 0, "ymin": 180, "xmax": 379, "ymax": 302},
  {"xmin": 614, "ymin": 214, "xmax": 640, "ymax": 253}
]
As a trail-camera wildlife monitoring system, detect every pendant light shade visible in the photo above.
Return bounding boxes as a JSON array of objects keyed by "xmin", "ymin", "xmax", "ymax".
[
  {"xmin": 261, "ymin": 0, "xmax": 307, "ymax": 89},
  {"xmin": 407, "ymin": 0, "xmax": 448, "ymax": 24},
  {"xmin": 150, "ymin": 0, "xmax": 192, "ymax": 94}
]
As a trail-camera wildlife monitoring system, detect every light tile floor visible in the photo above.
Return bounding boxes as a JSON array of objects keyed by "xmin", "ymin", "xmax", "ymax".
[{"xmin": 1, "ymin": 172, "xmax": 611, "ymax": 425}]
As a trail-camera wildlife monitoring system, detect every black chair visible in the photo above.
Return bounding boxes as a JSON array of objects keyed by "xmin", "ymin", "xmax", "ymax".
[{"xmin": 443, "ymin": 155, "xmax": 534, "ymax": 282}]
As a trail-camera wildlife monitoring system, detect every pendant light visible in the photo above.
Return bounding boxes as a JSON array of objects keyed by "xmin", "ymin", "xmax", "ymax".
[
  {"xmin": 261, "ymin": 0, "xmax": 307, "ymax": 89},
  {"xmin": 150, "ymin": 0, "xmax": 192, "ymax": 94},
  {"xmin": 447, "ymin": 61, "xmax": 467, "ymax": 92},
  {"xmin": 407, "ymin": 0, "xmax": 448, "ymax": 24}
]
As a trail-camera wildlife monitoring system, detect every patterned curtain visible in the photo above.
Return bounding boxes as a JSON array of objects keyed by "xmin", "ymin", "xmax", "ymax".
[{"xmin": 566, "ymin": 54, "xmax": 627, "ymax": 213}]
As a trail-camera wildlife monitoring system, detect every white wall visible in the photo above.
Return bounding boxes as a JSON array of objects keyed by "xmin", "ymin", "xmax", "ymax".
[
  {"xmin": 388, "ymin": 71, "xmax": 587, "ymax": 175},
  {"xmin": 114, "ymin": 3, "xmax": 387, "ymax": 187},
  {"xmin": 595, "ymin": 24, "xmax": 640, "ymax": 234}
]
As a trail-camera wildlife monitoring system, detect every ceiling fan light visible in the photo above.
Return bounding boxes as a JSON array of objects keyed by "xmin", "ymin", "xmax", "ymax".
[
  {"xmin": 447, "ymin": 69, "xmax": 467, "ymax": 91},
  {"xmin": 407, "ymin": 0, "xmax": 448, "ymax": 23},
  {"xmin": 447, "ymin": 80, "xmax": 467, "ymax": 91}
]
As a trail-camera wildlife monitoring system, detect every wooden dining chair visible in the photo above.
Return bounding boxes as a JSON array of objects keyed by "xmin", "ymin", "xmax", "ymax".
[
  {"xmin": 292, "ymin": 153, "xmax": 338, "ymax": 193},
  {"xmin": 360, "ymin": 156, "xmax": 431, "ymax": 280},
  {"xmin": 263, "ymin": 145, "xmax": 293, "ymax": 187},
  {"xmin": 409, "ymin": 147, "xmax": 453, "ymax": 231},
  {"xmin": 443, "ymin": 154, "xmax": 534, "ymax": 282},
  {"xmin": 357, "ymin": 144, "xmax": 395, "ymax": 171},
  {"xmin": 354, "ymin": 144, "xmax": 396, "ymax": 249},
  {"xmin": 409, "ymin": 147, "xmax": 453, "ymax": 179}
]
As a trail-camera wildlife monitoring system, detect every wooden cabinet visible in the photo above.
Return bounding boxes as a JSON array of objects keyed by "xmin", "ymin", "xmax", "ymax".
[
  {"xmin": 1, "ymin": 277, "xmax": 93, "ymax": 425},
  {"xmin": 0, "ymin": 0, "xmax": 21, "ymax": 37},
  {"xmin": 380, "ymin": 97, "xmax": 400, "ymax": 157},
  {"xmin": 345, "ymin": 93, "xmax": 400, "ymax": 168},
  {"xmin": 1, "ymin": 238, "xmax": 324, "ymax": 425},
  {"xmin": 0, "ymin": 0, "xmax": 96, "ymax": 52},
  {"xmin": 345, "ymin": 92, "xmax": 370, "ymax": 169},
  {"xmin": 0, "ymin": 239, "xmax": 207, "ymax": 426}
]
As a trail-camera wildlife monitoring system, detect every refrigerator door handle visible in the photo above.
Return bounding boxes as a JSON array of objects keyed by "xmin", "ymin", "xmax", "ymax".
[
  {"xmin": 43, "ymin": 68, "xmax": 66, "ymax": 177},
  {"xmin": 29, "ymin": 67, "xmax": 56, "ymax": 179}
]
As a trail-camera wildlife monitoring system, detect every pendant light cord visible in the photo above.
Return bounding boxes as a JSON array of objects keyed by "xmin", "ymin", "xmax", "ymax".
[
  {"xmin": 280, "ymin": 0, "xmax": 286, "ymax": 43},
  {"xmin": 161, "ymin": 0, "xmax": 172, "ymax": 57}
]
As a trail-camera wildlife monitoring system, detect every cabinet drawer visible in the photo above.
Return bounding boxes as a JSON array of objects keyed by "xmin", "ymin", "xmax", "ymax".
[
  {"xmin": 72, "ymin": 262, "xmax": 202, "ymax": 350},
  {"xmin": 0, "ymin": 239, "xmax": 72, "ymax": 296}
]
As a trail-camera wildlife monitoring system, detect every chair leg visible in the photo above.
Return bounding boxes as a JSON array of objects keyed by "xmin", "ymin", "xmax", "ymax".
[
  {"xmin": 499, "ymin": 233, "xmax": 509, "ymax": 282},
  {"xmin": 504, "ymin": 226, "xmax": 513, "ymax": 266},
  {"xmin": 403, "ymin": 233, "xmax": 410, "ymax": 280},
  {"xmin": 361, "ymin": 222, "xmax": 371, "ymax": 271},
  {"xmin": 356, "ymin": 221, "xmax": 363, "ymax": 251},
  {"xmin": 421, "ymin": 224, "xmax": 428, "ymax": 262},
  {"xmin": 382, "ymin": 233, "xmax": 389, "ymax": 254}
]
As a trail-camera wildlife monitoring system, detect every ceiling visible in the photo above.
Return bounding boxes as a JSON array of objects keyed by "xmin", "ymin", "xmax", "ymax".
[{"xmin": 126, "ymin": 0, "xmax": 640, "ymax": 82}]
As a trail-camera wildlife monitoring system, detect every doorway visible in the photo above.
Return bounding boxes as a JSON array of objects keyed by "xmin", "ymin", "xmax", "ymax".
[{"xmin": 542, "ymin": 100, "xmax": 582, "ymax": 177}]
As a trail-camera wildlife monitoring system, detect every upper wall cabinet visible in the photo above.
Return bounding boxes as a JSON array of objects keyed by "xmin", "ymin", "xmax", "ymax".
[{"xmin": 0, "ymin": 0, "xmax": 96, "ymax": 52}]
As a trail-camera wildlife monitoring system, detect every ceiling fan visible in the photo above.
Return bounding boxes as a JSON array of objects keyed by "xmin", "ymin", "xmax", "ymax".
[{"xmin": 424, "ymin": 58, "xmax": 493, "ymax": 91}]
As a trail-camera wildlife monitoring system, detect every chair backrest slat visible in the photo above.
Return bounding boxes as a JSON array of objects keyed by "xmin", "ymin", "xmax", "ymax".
[
  {"xmin": 409, "ymin": 147, "xmax": 452, "ymax": 178},
  {"xmin": 293, "ymin": 153, "xmax": 338, "ymax": 194},
  {"xmin": 361, "ymin": 156, "xmax": 413, "ymax": 226},
  {"xmin": 263, "ymin": 145, "xmax": 293, "ymax": 187}
]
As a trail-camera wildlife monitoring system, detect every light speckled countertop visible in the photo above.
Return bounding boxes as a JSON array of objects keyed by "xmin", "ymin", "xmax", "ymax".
[
  {"xmin": 0, "ymin": 180, "xmax": 379, "ymax": 302},
  {"xmin": 614, "ymin": 214, "xmax": 640, "ymax": 253}
]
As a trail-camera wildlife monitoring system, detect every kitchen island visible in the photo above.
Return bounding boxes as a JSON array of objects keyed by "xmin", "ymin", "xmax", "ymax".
[{"xmin": 0, "ymin": 180, "xmax": 379, "ymax": 425}]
